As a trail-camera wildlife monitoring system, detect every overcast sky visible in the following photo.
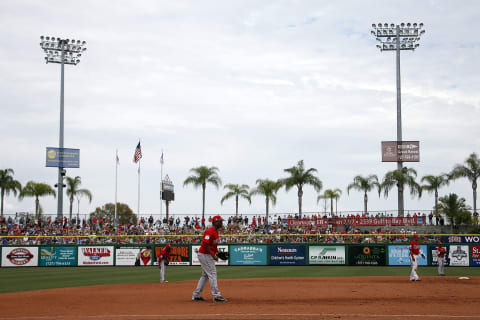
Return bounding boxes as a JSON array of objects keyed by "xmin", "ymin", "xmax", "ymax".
[{"xmin": 1, "ymin": 0, "xmax": 479, "ymax": 219}]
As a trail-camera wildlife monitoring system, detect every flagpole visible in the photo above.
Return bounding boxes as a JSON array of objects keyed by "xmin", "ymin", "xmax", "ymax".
[
  {"xmin": 115, "ymin": 149, "xmax": 118, "ymax": 224},
  {"xmin": 160, "ymin": 149, "xmax": 163, "ymax": 221},
  {"xmin": 137, "ymin": 159, "xmax": 141, "ymax": 221}
]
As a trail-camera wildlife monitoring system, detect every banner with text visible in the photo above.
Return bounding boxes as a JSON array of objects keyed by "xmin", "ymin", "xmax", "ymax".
[
  {"xmin": 1, "ymin": 247, "xmax": 38, "ymax": 267},
  {"xmin": 286, "ymin": 217, "xmax": 423, "ymax": 227},
  {"xmin": 444, "ymin": 236, "xmax": 480, "ymax": 244},
  {"xmin": 349, "ymin": 245, "xmax": 386, "ymax": 266},
  {"xmin": 472, "ymin": 246, "xmax": 480, "ymax": 267},
  {"xmin": 388, "ymin": 245, "xmax": 427, "ymax": 266},
  {"xmin": 448, "ymin": 245, "xmax": 470, "ymax": 266},
  {"xmin": 269, "ymin": 245, "xmax": 306, "ymax": 266},
  {"xmin": 191, "ymin": 245, "xmax": 229, "ymax": 266},
  {"xmin": 230, "ymin": 245, "xmax": 267, "ymax": 265},
  {"xmin": 309, "ymin": 246, "xmax": 346, "ymax": 265},
  {"xmin": 116, "ymin": 247, "xmax": 152, "ymax": 266},
  {"xmin": 78, "ymin": 246, "xmax": 114, "ymax": 266},
  {"xmin": 155, "ymin": 245, "xmax": 189, "ymax": 265},
  {"xmin": 39, "ymin": 246, "xmax": 76, "ymax": 267},
  {"xmin": 46, "ymin": 147, "xmax": 80, "ymax": 168}
]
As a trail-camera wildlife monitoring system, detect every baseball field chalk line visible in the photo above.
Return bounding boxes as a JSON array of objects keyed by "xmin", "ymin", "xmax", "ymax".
[{"xmin": 2, "ymin": 313, "xmax": 480, "ymax": 320}]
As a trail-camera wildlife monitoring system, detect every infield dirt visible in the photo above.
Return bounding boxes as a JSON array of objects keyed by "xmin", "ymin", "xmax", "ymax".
[{"xmin": 1, "ymin": 276, "xmax": 479, "ymax": 320}]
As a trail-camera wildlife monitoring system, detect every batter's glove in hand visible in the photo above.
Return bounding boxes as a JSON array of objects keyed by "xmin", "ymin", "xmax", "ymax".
[
  {"xmin": 164, "ymin": 260, "xmax": 169, "ymax": 265},
  {"xmin": 421, "ymin": 254, "xmax": 425, "ymax": 259},
  {"xmin": 216, "ymin": 251, "xmax": 229, "ymax": 261}
]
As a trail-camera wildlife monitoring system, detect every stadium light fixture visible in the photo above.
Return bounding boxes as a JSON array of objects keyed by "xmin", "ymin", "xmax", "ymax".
[{"xmin": 39, "ymin": 36, "xmax": 87, "ymax": 219}]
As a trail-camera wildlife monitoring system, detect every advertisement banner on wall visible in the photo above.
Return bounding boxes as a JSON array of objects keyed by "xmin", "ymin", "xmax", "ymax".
[
  {"xmin": 191, "ymin": 245, "xmax": 229, "ymax": 266},
  {"xmin": 230, "ymin": 245, "xmax": 267, "ymax": 265},
  {"xmin": 444, "ymin": 235, "xmax": 480, "ymax": 244},
  {"xmin": 448, "ymin": 245, "xmax": 470, "ymax": 266},
  {"xmin": 388, "ymin": 245, "xmax": 428, "ymax": 266},
  {"xmin": 269, "ymin": 245, "xmax": 306, "ymax": 265},
  {"xmin": 155, "ymin": 246, "xmax": 190, "ymax": 265},
  {"xmin": 1, "ymin": 247, "xmax": 38, "ymax": 267},
  {"xmin": 349, "ymin": 245, "xmax": 386, "ymax": 266},
  {"xmin": 78, "ymin": 246, "xmax": 114, "ymax": 266},
  {"xmin": 39, "ymin": 247, "xmax": 76, "ymax": 267},
  {"xmin": 471, "ymin": 246, "xmax": 480, "ymax": 266},
  {"xmin": 428, "ymin": 245, "xmax": 450, "ymax": 267},
  {"xmin": 309, "ymin": 246, "xmax": 346, "ymax": 265},
  {"xmin": 116, "ymin": 247, "xmax": 152, "ymax": 266}
]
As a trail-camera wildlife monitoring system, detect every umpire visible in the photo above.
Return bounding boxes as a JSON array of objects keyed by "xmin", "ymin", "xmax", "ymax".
[{"xmin": 192, "ymin": 215, "xmax": 228, "ymax": 302}]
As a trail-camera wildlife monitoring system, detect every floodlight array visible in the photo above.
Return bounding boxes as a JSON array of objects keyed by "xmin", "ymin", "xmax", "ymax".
[
  {"xmin": 39, "ymin": 36, "xmax": 87, "ymax": 65},
  {"xmin": 371, "ymin": 23, "xmax": 425, "ymax": 51}
]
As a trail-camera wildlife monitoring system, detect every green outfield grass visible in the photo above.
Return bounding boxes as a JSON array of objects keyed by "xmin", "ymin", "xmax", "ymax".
[{"xmin": 1, "ymin": 266, "xmax": 479, "ymax": 294}]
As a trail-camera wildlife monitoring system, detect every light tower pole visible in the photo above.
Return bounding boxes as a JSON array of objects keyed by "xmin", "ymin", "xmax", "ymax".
[
  {"xmin": 39, "ymin": 36, "xmax": 87, "ymax": 219},
  {"xmin": 371, "ymin": 23, "xmax": 425, "ymax": 216}
]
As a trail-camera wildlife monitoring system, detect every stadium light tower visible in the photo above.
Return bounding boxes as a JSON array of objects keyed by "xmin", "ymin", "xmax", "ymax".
[
  {"xmin": 39, "ymin": 36, "xmax": 87, "ymax": 219},
  {"xmin": 371, "ymin": 23, "xmax": 425, "ymax": 216}
]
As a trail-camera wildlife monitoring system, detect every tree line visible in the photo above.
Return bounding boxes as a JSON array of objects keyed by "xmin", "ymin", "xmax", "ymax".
[{"xmin": 1, "ymin": 153, "xmax": 478, "ymax": 227}]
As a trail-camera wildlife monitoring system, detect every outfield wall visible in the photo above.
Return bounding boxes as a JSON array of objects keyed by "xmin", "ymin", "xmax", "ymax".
[{"xmin": 1, "ymin": 242, "xmax": 479, "ymax": 267}]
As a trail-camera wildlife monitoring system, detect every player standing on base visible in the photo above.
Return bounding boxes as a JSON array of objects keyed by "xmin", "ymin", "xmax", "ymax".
[
  {"xmin": 409, "ymin": 234, "xmax": 425, "ymax": 281},
  {"xmin": 192, "ymin": 215, "xmax": 228, "ymax": 302},
  {"xmin": 158, "ymin": 244, "xmax": 171, "ymax": 283}
]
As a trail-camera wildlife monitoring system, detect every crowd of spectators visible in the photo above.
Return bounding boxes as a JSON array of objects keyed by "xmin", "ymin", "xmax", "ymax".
[{"xmin": 0, "ymin": 211, "xmax": 445, "ymax": 246}]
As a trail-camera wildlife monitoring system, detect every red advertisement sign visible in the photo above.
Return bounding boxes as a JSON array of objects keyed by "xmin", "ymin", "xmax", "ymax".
[{"xmin": 286, "ymin": 217, "xmax": 422, "ymax": 227}]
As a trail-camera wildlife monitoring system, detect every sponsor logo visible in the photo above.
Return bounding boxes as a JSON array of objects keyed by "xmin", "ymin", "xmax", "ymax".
[
  {"xmin": 6, "ymin": 248, "xmax": 34, "ymax": 265},
  {"xmin": 448, "ymin": 236, "xmax": 462, "ymax": 243},
  {"xmin": 465, "ymin": 236, "xmax": 480, "ymax": 243},
  {"xmin": 452, "ymin": 246, "xmax": 467, "ymax": 260},
  {"xmin": 277, "ymin": 247, "xmax": 297, "ymax": 255},
  {"xmin": 82, "ymin": 247, "xmax": 111, "ymax": 261}
]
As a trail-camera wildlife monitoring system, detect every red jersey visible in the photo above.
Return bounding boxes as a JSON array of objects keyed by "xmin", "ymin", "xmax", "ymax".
[
  {"xmin": 199, "ymin": 227, "xmax": 219, "ymax": 257},
  {"xmin": 409, "ymin": 240, "xmax": 420, "ymax": 255},
  {"xmin": 158, "ymin": 247, "xmax": 170, "ymax": 261},
  {"xmin": 437, "ymin": 246, "xmax": 446, "ymax": 258}
]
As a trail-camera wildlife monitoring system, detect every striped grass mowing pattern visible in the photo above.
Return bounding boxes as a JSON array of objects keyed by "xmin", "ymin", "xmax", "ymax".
[{"xmin": 1, "ymin": 266, "xmax": 479, "ymax": 293}]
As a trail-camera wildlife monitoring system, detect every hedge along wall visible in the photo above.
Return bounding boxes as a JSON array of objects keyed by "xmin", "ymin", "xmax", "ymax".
[{"xmin": 0, "ymin": 243, "xmax": 479, "ymax": 267}]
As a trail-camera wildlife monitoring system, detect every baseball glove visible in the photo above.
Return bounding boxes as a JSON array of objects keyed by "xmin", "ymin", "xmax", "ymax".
[
  {"xmin": 164, "ymin": 260, "xmax": 169, "ymax": 266},
  {"xmin": 217, "ymin": 251, "xmax": 229, "ymax": 261},
  {"xmin": 420, "ymin": 253, "xmax": 425, "ymax": 259}
]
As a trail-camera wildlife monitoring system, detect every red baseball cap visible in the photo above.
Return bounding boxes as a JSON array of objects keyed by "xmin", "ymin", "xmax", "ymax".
[{"xmin": 212, "ymin": 215, "xmax": 223, "ymax": 223}]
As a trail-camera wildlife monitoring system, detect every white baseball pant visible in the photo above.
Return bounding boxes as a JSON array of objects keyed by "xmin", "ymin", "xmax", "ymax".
[{"xmin": 193, "ymin": 253, "xmax": 221, "ymax": 298}]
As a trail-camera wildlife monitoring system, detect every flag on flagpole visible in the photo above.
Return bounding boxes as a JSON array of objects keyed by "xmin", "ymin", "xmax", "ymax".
[
  {"xmin": 160, "ymin": 151, "xmax": 164, "ymax": 165},
  {"xmin": 133, "ymin": 141, "xmax": 142, "ymax": 163},
  {"xmin": 116, "ymin": 152, "xmax": 120, "ymax": 165}
]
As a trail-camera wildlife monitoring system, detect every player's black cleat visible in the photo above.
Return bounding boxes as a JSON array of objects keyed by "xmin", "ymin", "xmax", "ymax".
[
  {"xmin": 192, "ymin": 296, "xmax": 206, "ymax": 301},
  {"xmin": 213, "ymin": 296, "xmax": 228, "ymax": 302}
]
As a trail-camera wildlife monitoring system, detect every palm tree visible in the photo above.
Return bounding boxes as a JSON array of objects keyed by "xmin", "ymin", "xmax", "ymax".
[
  {"xmin": 66, "ymin": 176, "xmax": 92, "ymax": 220},
  {"xmin": 19, "ymin": 181, "xmax": 56, "ymax": 217},
  {"xmin": 250, "ymin": 179, "xmax": 281, "ymax": 221},
  {"xmin": 0, "ymin": 168, "xmax": 22, "ymax": 217},
  {"xmin": 438, "ymin": 193, "xmax": 472, "ymax": 232},
  {"xmin": 220, "ymin": 184, "xmax": 251, "ymax": 216},
  {"xmin": 346, "ymin": 174, "xmax": 380, "ymax": 215},
  {"xmin": 450, "ymin": 153, "xmax": 480, "ymax": 214},
  {"xmin": 381, "ymin": 167, "xmax": 422, "ymax": 216},
  {"xmin": 421, "ymin": 174, "xmax": 450, "ymax": 218},
  {"xmin": 317, "ymin": 189, "xmax": 341, "ymax": 217},
  {"xmin": 183, "ymin": 166, "xmax": 222, "ymax": 220},
  {"xmin": 333, "ymin": 188, "xmax": 342, "ymax": 215},
  {"xmin": 279, "ymin": 160, "xmax": 322, "ymax": 218}
]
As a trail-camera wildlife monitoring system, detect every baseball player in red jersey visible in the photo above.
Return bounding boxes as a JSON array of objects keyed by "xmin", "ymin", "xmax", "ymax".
[
  {"xmin": 158, "ymin": 244, "xmax": 171, "ymax": 283},
  {"xmin": 409, "ymin": 234, "xmax": 425, "ymax": 281},
  {"xmin": 436, "ymin": 240, "xmax": 446, "ymax": 276},
  {"xmin": 192, "ymin": 215, "xmax": 227, "ymax": 302}
]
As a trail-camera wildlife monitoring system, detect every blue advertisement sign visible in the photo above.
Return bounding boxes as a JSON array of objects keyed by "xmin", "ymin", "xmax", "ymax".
[
  {"xmin": 388, "ymin": 245, "xmax": 427, "ymax": 266},
  {"xmin": 230, "ymin": 245, "xmax": 267, "ymax": 265},
  {"xmin": 269, "ymin": 245, "xmax": 306, "ymax": 265},
  {"xmin": 444, "ymin": 235, "xmax": 480, "ymax": 244},
  {"xmin": 39, "ymin": 246, "xmax": 77, "ymax": 266},
  {"xmin": 46, "ymin": 147, "xmax": 80, "ymax": 168}
]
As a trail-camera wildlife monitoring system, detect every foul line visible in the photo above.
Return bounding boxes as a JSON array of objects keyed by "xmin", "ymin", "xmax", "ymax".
[{"xmin": 1, "ymin": 313, "xmax": 479, "ymax": 320}]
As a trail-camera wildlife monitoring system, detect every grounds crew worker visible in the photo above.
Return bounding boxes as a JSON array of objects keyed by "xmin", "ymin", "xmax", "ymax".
[{"xmin": 192, "ymin": 215, "xmax": 227, "ymax": 302}]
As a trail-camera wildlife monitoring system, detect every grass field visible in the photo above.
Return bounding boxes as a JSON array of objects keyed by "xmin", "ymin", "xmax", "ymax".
[{"xmin": 1, "ymin": 265, "xmax": 480, "ymax": 294}]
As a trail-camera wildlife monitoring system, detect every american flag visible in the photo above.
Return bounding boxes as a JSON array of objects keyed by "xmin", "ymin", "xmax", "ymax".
[
  {"xmin": 133, "ymin": 141, "xmax": 142, "ymax": 163},
  {"xmin": 160, "ymin": 151, "xmax": 164, "ymax": 165}
]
